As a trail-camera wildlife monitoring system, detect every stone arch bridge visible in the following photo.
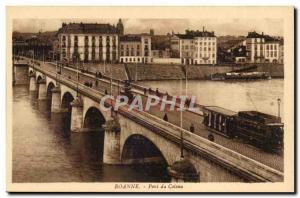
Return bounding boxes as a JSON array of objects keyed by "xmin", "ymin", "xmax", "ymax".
[{"xmin": 22, "ymin": 59, "xmax": 283, "ymax": 183}]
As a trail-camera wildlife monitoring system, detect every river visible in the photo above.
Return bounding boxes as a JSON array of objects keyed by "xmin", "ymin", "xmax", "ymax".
[
  {"xmin": 138, "ymin": 79, "xmax": 284, "ymax": 118},
  {"xmin": 12, "ymin": 85, "xmax": 170, "ymax": 183}
]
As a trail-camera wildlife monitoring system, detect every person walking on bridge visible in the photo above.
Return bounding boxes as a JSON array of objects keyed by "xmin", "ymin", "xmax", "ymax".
[
  {"xmin": 163, "ymin": 113, "xmax": 168, "ymax": 122},
  {"xmin": 190, "ymin": 123, "xmax": 195, "ymax": 133}
]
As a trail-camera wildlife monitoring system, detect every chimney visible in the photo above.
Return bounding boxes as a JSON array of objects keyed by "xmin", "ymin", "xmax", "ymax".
[
  {"xmin": 262, "ymin": 32, "xmax": 264, "ymax": 36},
  {"xmin": 203, "ymin": 26, "xmax": 205, "ymax": 32}
]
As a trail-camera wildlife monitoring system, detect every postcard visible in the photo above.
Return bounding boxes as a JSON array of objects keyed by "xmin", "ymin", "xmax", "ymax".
[{"xmin": 7, "ymin": 6, "xmax": 294, "ymax": 192}]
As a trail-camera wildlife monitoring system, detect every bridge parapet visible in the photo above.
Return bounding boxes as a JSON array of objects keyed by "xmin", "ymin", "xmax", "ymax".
[{"xmin": 120, "ymin": 107, "xmax": 284, "ymax": 182}]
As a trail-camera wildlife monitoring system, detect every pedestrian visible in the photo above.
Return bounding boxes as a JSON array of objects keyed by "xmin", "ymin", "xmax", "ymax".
[
  {"xmin": 144, "ymin": 88, "xmax": 147, "ymax": 95},
  {"xmin": 190, "ymin": 123, "xmax": 195, "ymax": 133},
  {"xmin": 163, "ymin": 113, "xmax": 168, "ymax": 122},
  {"xmin": 208, "ymin": 133, "xmax": 215, "ymax": 142},
  {"xmin": 156, "ymin": 88, "xmax": 159, "ymax": 96},
  {"xmin": 95, "ymin": 80, "xmax": 98, "ymax": 87}
]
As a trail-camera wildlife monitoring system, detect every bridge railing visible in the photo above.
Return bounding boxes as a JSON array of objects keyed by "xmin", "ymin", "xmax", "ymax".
[{"xmin": 120, "ymin": 105, "xmax": 284, "ymax": 182}]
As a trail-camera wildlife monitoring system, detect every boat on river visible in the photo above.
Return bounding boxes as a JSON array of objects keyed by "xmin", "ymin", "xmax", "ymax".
[{"xmin": 211, "ymin": 71, "xmax": 271, "ymax": 81}]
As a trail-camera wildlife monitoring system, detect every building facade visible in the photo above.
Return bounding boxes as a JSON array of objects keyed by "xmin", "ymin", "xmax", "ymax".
[
  {"xmin": 119, "ymin": 34, "xmax": 152, "ymax": 64},
  {"xmin": 57, "ymin": 20, "xmax": 124, "ymax": 63},
  {"xmin": 175, "ymin": 29, "xmax": 217, "ymax": 65},
  {"xmin": 279, "ymin": 40, "xmax": 284, "ymax": 64},
  {"xmin": 246, "ymin": 31, "xmax": 281, "ymax": 63}
]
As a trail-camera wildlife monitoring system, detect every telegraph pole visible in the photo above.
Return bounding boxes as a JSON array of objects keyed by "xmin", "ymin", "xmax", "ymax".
[
  {"xmin": 180, "ymin": 78, "xmax": 184, "ymax": 158},
  {"xmin": 277, "ymin": 98, "xmax": 281, "ymax": 119}
]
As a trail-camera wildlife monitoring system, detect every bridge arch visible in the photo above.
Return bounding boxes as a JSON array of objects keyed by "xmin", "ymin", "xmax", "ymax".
[
  {"xmin": 47, "ymin": 82, "xmax": 55, "ymax": 98},
  {"xmin": 36, "ymin": 75, "xmax": 43, "ymax": 84},
  {"xmin": 61, "ymin": 91, "xmax": 75, "ymax": 110},
  {"xmin": 46, "ymin": 82, "xmax": 55, "ymax": 109},
  {"xmin": 121, "ymin": 134, "xmax": 168, "ymax": 166},
  {"xmin": 83, "ymin": 106, "xmax": 106, "ymax": 130},
  {"xmin": 60, "ymin": 91, "xmax": 75, "ymax": 132},
  {"xmin": 29, "ymin": 69, "xmax": 34, "ymax": 76}
]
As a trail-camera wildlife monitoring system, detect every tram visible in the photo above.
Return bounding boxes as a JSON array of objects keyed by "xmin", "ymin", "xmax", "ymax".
[{"xmin": 203, "ymin": 106, "xmax": 284, "ymax": 152}]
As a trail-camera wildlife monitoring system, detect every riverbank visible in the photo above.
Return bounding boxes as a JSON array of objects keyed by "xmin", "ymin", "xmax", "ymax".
[
  {"xmin": 83, "ymin": 62, "xmax": 283, "ymax": 81},
  {"xmin": 125, "ymin": 63, "xmax": 284, "ymax": 81}
]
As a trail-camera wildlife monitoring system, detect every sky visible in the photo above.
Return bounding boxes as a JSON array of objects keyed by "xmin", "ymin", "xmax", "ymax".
[{"xmin": 13, "ymin": 18, "xmax": 283, "ymax": 37}]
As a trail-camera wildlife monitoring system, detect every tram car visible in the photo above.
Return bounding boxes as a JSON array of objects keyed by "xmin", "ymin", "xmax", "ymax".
[{"xmin": 203, "ymin": 106, "xmax": 284, "ymax": 152}]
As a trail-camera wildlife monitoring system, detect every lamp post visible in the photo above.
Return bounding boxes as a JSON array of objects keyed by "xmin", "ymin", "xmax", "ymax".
[
  {"xmin": 277, "ymin": 98, "xmax": 281, "ymax": 118},
  {"xmin": 180, "ymin": 78, "xmax": 184, "ymax": 159}
]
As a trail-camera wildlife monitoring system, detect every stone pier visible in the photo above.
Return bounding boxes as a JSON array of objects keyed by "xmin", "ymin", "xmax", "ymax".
[
  {"xmin": 51, "ymin": 86, "xmax": 61, "ymax": 113},
  {"xmin": 70, "ymin": 96, "xmax": 83, "ymax": 132},
  {"xmin": 38, "ymin": 80, "xmax": 47, "ymax": 100},
  {"xmin": 29, "ymin": 76, "xmax": 37, "ymax": 91},
  {"xmin": 103, "ymin": 118, "xmax": 121, "ymax": 164}
]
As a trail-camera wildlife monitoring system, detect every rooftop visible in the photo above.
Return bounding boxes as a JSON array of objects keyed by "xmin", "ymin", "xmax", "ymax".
[
  {"xmin": 175, "ymin": 29, "xmax": 216, "ymax": 39},
  {"xmin": 247, "ymin": 31, "xmax": 280, "ymax": 43},
  {"xmin": 204, "ymin": 106, "xmax": 237, "ymax": 116},
  {"xmin": 120, "ymin": 33, "xmax": 150, "ymax": 42},
  {"xmin": 57, "ymin": 23, "xmax": 120, "ymax": 34}
]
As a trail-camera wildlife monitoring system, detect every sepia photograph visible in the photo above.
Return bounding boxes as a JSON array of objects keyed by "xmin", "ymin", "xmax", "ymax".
[{"xmin": 6, "ymin": 6, "xmax": 294, "ymax": 192}]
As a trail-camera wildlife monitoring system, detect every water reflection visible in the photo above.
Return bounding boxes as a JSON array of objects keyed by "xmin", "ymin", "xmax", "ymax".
[{"xmin": 12, "ymin": 85, "xmax": 170, "ymax": 183}]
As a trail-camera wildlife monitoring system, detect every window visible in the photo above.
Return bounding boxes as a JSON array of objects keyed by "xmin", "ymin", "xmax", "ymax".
[
  {"xmin": 99, "ymin": 36, "xmax": 103, "ymax": 47},
  {"xmin": 84, "ymin": 36, "xmax": 89, "ymax": 47},
  {"xmin": 106, "ymin": 36, "xmax": 110, "ymax": 46},
  {"xmin": 131, "ymin": 47, "xmax": 134, "ymax": 56},
  {"xmin": 74, "ymin": 36, "xmax": 78, "ymax": 47},
  {"xmin": 92, "ymin": 36, "xmax": 95, "ymax": 47}
]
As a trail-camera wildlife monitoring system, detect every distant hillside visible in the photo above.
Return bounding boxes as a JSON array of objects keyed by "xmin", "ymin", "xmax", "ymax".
[
  {"xmin": 13, "ymin": 31, "xmax": 58, "ymax": 43},
  {"xmin": 217, "ymin": 35, "xmax": 246, "ymax": 50}
]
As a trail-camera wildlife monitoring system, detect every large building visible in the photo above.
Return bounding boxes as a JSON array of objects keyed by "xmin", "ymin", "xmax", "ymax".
[
  {"xmin": 151, "ymin": 34, "xmax": 171, "ymax": 58},
  {"xmin": 173, "ymin": 28, "xmax": 217, "ymax": 65},
  {"xmin": 119, "ymin": 34, "xmax": 152, "ymax": 64},
  {"xmin": 246, "ymin": 31, "xmax": 281, "ymax": 63},
  {"xmin": 57, "ymin": 20, "xmax": 124, "ymax": 63}
]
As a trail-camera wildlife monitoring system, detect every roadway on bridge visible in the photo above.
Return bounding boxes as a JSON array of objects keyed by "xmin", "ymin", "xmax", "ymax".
[{"xmin": 27, "ymin": 59, "xmax": 283, "ymax": 172}]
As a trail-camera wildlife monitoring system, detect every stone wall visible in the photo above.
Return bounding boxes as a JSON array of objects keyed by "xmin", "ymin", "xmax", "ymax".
[{"xmin": 14, "ymin": 64, "xmax": 29, "ymax": 85}]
